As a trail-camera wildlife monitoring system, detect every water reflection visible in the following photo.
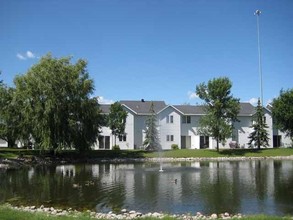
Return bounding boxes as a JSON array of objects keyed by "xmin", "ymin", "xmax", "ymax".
[{"xmin": 0, "ymin": 160, "xmax": 293, "ymax": 216}]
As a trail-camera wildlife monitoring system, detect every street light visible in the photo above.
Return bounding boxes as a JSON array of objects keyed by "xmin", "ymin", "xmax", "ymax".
[{"xmin": 254, "ymin": 9, "xmax": 263, "ymax": 106}]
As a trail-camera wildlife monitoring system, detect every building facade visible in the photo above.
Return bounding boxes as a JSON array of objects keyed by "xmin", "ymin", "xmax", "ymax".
[{"xmin": 96, "ymin": 100, "xmax": 291, "ymax": 150}]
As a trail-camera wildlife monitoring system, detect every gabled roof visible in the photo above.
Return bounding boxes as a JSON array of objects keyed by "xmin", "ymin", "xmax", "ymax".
[
  {"xmin": 173, "ymin": 103, "xmax": 256, "ymax": 116},
  {"xmin": 238, "ymin": 103, "xmax": 256, "ymax": 116},
  {"xmin": 120, "ymin": 100, "xmax": 167, "ymax": 115},
  {"xmin": 100, "ymin": 101, "xmax": 256, "ymax": 116},
  {"xmin": 172, "ymin": 105, "xmax": 205, "ymax": 115},
  {"xmin": 99, "ymin": 104, "xmax": 111, "ymax": 114}
]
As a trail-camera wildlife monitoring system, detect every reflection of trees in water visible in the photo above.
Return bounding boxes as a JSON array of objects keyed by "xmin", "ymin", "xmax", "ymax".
[
  {"xmin": 274, "ymin": 160, "xmax": 293, "ymax": 214},
  {"xmin": 255, "ymin": 160, "xmax": 269, "ymax": 201},
  {"xmin": 198, "ymin": 162, "xmax": 241, "ymax": 214},
  {"xmin": 0, "ymin": 164, "xmax": 126, "ymax": 211}
]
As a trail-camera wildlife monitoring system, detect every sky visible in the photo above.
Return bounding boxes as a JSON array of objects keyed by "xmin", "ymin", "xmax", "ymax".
[{"xmin": 0, "ymin": 0, "xmax": 292, "ymax": 105}]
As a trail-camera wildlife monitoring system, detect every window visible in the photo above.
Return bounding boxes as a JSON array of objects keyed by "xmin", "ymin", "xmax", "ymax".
[
  {"xmin": 166, "ymin": 135, "xmax": 174, "ymax": 142},
  {"xmin": 167, "ymin": 115, "xmax": 174, "ymax": 123},
  {"xmin": 182, "ymin": 116, "xmax": 191, "ymax": 124},
  {"xmin": 118, "ymin": 134, "xmax": 127, "ymax": 142}
]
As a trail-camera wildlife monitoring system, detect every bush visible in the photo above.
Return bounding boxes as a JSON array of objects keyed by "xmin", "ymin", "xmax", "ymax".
[
  {"xmin": 112, "ymin": 145, "xmax": 120, "ymax": 151},
  {"xmin": 171, "ymin": 144, "xmax": 179, "ymax": 150}
]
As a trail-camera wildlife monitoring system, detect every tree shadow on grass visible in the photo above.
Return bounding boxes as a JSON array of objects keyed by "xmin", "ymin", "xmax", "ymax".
[{"xmin": 219, "ymin": 149, "xmax": 263, "ymax": 156}]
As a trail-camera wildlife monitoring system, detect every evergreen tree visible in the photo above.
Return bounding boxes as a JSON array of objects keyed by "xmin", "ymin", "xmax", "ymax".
[
  {"xmin": 248, "ymin": 99, "xmax": 270, "ymax": 149},
  {"xmin": 143, "ymin": 102, "xmax": 160, "ymax": 151}
]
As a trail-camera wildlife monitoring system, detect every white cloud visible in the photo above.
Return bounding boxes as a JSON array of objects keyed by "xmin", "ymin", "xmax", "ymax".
[
  {"xmin": 187, "ymin": 91, "xmax": 198, "ymax": 99},
  {"xmin": 16, "ymin": 51, "xmax": 37, "ymax": 60},
  {"xmin": 17, "ymin": 53, "xmax": 26, "ymax": 60},
  {"xmin": 26, "ymin": 51, "xmax": 35, "ymax": 58},
  {"xmin": 249, "ymin": 97, "xmax": 258, "ymax": 106},
  {"xmin": 97, "ymin": 96, "xmax": 114, "ymax": 104}
]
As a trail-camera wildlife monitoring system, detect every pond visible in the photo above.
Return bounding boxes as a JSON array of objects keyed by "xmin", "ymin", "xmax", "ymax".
[{"xmin": 0, "ymin": 160, "xmax": 293, "ymax": 216}]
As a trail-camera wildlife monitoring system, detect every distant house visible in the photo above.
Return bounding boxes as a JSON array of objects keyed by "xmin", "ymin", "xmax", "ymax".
[{"xmin": 95, "ymin": 100, "xmax": 291, "ymax": 150}]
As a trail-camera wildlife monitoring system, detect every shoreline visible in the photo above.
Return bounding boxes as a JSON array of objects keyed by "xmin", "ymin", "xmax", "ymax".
[
  {"xmin": 1, "ymin": 203, "xmax": 245, "ymax": 219},
  {"xmin": 1, "ymin": 155, "xmax": 293, "ymax": 170}
]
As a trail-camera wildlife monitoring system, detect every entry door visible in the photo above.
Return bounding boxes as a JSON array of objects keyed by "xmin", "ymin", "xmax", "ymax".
[
  {"xmin": 181, "ymin": 136, "xmax": 191, "ymax": 149},
  {"xmin": 181, "ymin": 136, "xmax": 186, "ymax": 149},
  {"xmin": 105, "ymin": 136, "xmax": 110, "ymax": 149},
  {"xmin": 200, "ymin": 136, "xmax": 209, "ymax": 149},
  {"xmin": 98, "ymin": 136, "xmax": 110, "ymax": 149}
]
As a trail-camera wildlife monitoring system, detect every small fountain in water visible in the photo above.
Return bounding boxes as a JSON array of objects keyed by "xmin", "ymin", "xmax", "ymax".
[{"xmin": 158, "ymin": 149, "xmax": 164, "ymax": 172}]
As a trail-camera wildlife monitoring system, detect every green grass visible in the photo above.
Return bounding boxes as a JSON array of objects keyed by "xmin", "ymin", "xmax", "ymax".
[
  {"xmin": 0, "ymin": 205, "xmax": 92, "ymax": 220},
  {"xmin": 0, "ymin": 147, "xmax": 292, "ymax": 161},
  {"xmin": 145, "ymin": 148, "xmax": 293, "ymax": 158},
  {"xmin": 0, "ymin": 205, "xmax": 292, "ymax": 220}
]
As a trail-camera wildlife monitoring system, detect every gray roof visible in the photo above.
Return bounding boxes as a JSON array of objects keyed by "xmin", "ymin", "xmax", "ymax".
[
  {"xmin": 173, "ymin": 103, "xmax": 255, "ymax": 116},
  {"xmin": 173, "ymin": 105, "xmax": 205, "ymax": 115},
  {"xmin": 238, "ymin": 103, "xmax": 256, "ymax": 115},
  {"xmin": 100, "ymin": 101, "xmax": 255, "ymax": 116},
  {"xmin": 120, "ymin": 100, "xmax": 167, "ymax": 114},
  {"xmin": 99, "ymin": 104, "xmax": 111, "ymax": 114}
]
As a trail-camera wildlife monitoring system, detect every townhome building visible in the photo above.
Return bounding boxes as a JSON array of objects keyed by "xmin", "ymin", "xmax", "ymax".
[
  {"xmin": 95, "ymin": 100, "xmax": 291, "ymax": 150},
  {"xmin": 0, "ymin": 99, "xmax": 290, "ymax": 149}
]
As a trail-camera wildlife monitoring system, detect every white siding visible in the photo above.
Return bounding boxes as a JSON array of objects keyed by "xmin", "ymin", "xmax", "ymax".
[
  {"xmin": 158, "ymin": 107, "xmax": 181, "ymax": 150},
  {"xmin": 0, "ymin": 139, "xmax": 8, "ymax": 148},
  {"xmin": 133, "ymin": 115, "xmax": 147, "ymax": 149}
]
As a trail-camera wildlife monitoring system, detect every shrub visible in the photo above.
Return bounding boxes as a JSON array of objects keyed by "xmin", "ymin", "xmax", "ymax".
[
  {"xmin": 171, "ymin": 144, "xmax": 179, "ymax": 150},
  {"xmin": 112, "ymin": 145, "xmax": 120, "ymax": 151}
]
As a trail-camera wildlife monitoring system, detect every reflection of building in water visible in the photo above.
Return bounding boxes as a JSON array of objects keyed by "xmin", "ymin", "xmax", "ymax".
[
  {"xmin": 28, "ymin": 167, "xmax": 35, "ymax": 181},
  {"xmin": 56, "ymin": 165, "xmax": 76, "ymax": 177}
]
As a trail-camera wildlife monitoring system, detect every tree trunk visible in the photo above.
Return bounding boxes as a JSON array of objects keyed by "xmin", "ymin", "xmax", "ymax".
[{"xmin": 216, "ymin": 138, "xmax": 219, "ymax": 152}]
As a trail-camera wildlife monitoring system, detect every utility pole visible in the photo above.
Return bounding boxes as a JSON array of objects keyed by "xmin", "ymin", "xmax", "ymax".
[{"xmin": 255, "ymin": 10, "xmax": 263, "ymax": 106}]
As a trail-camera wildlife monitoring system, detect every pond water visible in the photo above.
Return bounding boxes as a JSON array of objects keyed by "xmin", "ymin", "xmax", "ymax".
[{"xmin": 0, "ymin": 160, "xmax": 293, "ymax": 216}]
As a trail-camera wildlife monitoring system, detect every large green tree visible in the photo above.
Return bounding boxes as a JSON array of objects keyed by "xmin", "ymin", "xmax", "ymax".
[
  {"xmin": 0, "ymin": 85, "xmax": 22, "ymax": 147},
  {"xmin": 272, "ymin": 89, "xmax": 293, "ymax": 142},
  {"xmin": 14, "ymin": 54, "xmax": 102, "ymax": 152},
  {"xmin": 143, "ymin": 102, "xmax": 160, "ymax": 151},
  {"xmin": 196, "ymin": 77, "xmax": 240, "ymax": 151},
  {"xmin": 108, "ymin": 102, "xmax": 127, "ymax": 146},
  {"xmin": 248, "ymin": 99, "xmax": 270, "ymax": 149}
]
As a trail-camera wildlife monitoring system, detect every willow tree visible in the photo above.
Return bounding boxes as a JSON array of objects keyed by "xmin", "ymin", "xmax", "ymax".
[
  {"xmin": 196, "ymin": 77, "xmax": 240, "ymax": 151},
  {"xmin": 0, "ymin": 85, "xmax": 22, "ymax": 147},
  {"xmin": 14, "ymin": 54, "xmax": 102, "ymax": 152}
]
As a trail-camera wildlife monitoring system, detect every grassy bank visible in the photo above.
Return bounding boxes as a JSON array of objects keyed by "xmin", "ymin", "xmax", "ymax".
[
  {"xmin": 0, "ymin": 148, "xmax": 293, "ymax": 161},
  {"xmin": 0, "ymin": 205, "xmax": 292, "ymax": 220}
]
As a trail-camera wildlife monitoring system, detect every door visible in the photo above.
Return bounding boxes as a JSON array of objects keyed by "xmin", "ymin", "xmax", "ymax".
[{"xmin": 200, "ymin": 136, "xmax": 209, "ymax": 149}]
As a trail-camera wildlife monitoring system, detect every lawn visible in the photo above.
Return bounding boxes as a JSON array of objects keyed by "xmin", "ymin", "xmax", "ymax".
[{"xmin": 0, "ymin": 147, "xmax": 292, "ymax": 161}]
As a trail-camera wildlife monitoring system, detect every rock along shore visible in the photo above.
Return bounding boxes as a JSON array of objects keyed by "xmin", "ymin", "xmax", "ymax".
[{"xmin": 6, "ymin": 204, "xmax": 244, "ymax": 219}]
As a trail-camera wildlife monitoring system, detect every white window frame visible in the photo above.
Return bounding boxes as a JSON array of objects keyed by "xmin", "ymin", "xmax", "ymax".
[
  {"xmin": 167, "ymin": 115, "xmax": 174, "ymax": 123},
  {"xmin": 166, "ymin": 135, "xmax": 174, "ymax": 142},
  {"xmin": 182, "ymin": 116, "xmax": 191, "ymax": 124}
]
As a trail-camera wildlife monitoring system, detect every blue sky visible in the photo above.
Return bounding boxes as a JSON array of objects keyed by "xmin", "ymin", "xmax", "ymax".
[{"xmin": 1, "ymin": 0, "xmax": 292, "ymax": 105}]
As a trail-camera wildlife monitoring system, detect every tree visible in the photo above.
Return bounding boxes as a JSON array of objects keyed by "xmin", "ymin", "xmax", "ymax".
[
  {"xmin": 248, "ymin": 99, "xmax": 270, "ymax": 149},
  {"xmin": 272, "ymin": 89, "xmax": 293, "ymax": 141},
  {"xmin": 0, "ymin": 85, "xmax": 22, "ymax": 147},
  {"xmin": 13, "ymin": 54, "xmax": 102, "ymax": 152},
  {"xmin": 108, "ymin": 102, "xmax": 127, "ymax": 146},
  {"xmin": 196, "ymin": 77, "xmax": 240, "ymax": 152},
  {"xmin": 143, "ymin": 102, "xmax": 160, "ymax": 151}
]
